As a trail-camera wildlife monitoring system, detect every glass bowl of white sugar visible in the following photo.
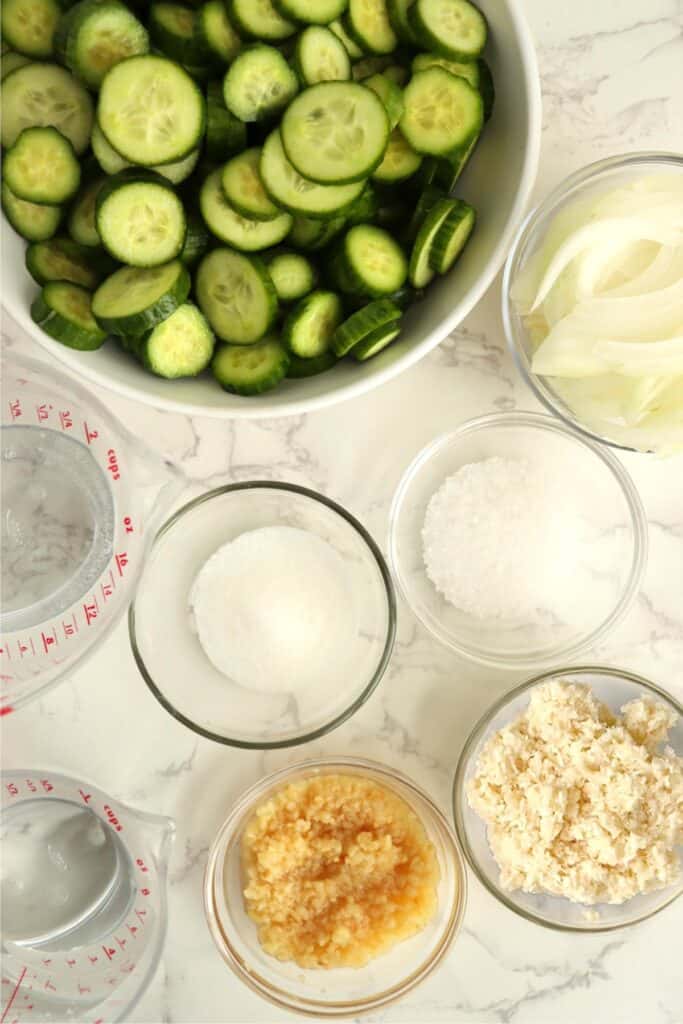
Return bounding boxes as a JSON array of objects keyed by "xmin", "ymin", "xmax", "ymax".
[
  {"xmin": 389, "ymin": 411, "xmax": 647, "ymax": 668},
  {"xmin": 129, "ymin": 483, "xmax": 396, "ymax": 747}
]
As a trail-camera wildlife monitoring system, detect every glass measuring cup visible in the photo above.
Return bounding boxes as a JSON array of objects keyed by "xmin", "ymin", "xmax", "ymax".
[
  {"xmin": 1, "ymin": 770, "xmax": 174, "ymax": 1023},
  {"xmin": 1, "ymin": 351, "xmax": 183, "ymax": 714}
]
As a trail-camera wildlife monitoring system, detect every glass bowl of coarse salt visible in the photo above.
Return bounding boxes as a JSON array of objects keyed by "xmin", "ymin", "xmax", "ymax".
[
  {"xmin": 129, "ymin": 482, "xmax": 396, "ymax": 748},
  {"xmin": 388, "ymin": 411, "xmax": 647, "ymax": 668},
  {"xmin": 453, "ymin": 666, "xmax": 683, "ymax": 931}
]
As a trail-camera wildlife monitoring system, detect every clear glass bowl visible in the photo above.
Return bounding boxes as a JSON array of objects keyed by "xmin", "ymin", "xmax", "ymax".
[
  {"xmin": 204, "ymin": 757, "xmax": 467, "ymax": 1016},
  {"xmin": 129, "ymin": 483, "xmax": 395, "ymax": 748},
  {"xmin": 452, "ymin": 666, "xmax": 683, "ymax": 932},
  {"xmin": 502, "ymin": 151, "xmax": 683, "ymax": 453},
  {"xmin": 388, "ymin": 411, "xmax": 647, "ymax": 668}
]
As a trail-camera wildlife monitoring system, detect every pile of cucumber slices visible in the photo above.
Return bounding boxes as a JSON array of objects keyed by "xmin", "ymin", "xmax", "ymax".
[{"xmin": 1, "ymin": 0, "xmax": 493, "ymax": 396}]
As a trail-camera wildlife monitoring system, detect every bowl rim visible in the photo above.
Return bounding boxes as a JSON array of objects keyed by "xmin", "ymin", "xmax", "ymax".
[
  {"xmin": 388, "ymin": 410, "xmax": 648, "ymax": 668},
  {"xmin": 501, "ymin": 150, "xmax": 683, "ymax": 453},
  {"xmin": 4, "ymin": 0, "xmax": 542, "ymax": 420},
  {"xmin": 452, "ymin": 664, "xmax": 683, "ymax": 933},
  {"xmin": 203, "ymin": 754, "xmax": 468, "ymax": 1016},
  {"xmin": 128, "ymin": 481, "xmax": 397, "ymax": 749}
]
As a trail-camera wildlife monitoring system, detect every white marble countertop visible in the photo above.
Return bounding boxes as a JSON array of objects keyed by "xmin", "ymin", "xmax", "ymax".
[{"xmin": 3, "ymin": 1, "xmax": 683, "ymax": 1021}]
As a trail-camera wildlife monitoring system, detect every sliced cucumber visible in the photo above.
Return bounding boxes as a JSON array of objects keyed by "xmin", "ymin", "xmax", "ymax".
[
  {"xmin": 408, "ymin": 0, "xmax": 487, "ymax": 60},
  {"xmin": 223, "ymin": 44, "xmax": 298, "ymax": 122},
  {"xmin": 260, "ymin": 129, "xmax": 364, "ymax": 219},
  {"xmin": 180, "ymin": 211, "xmax": 210, "ymax": 265},
  {"xmin": 281, "ymin": 81, "xmax": 389, "ymax": 185},
  {"xmin": 1, "ymin": 51, "xmax": 31, "ymax": 80},
  {"xmin": 67, "ymin": 176, "xmax": 105, "ymax": 246},
  {"xmin": 265, "ymin": 250, "xmax": 317, "ymax": 301},
  {"xmin": 31, "ymin": 282, "xmax": 107, "ymax": 351},
  {"xmin": 2, "ymin": 181, "xmax": 62, "ymax": 241},
  {"xmin": 227, "ymin": 0, "xmax": 296, "ymax": 41},
  {"xmin": 429, "ymin": 197, "xmax": 475, "ymax": 273},
  {"xmin": 205, "ymin": 79, "xmax": 247, "ymax": 160},
  {"xmin": 1, "ymin": 0, "xmax": 61, "ymax": 58},
  {"xmin": 400, "ymin": 67, "xmax": 482, "ymax": 159},
  {"xmin": 4, "ymin": 126, "xmax": 81, "ymax": 205},
  {"xmin": 26, "ymin": 237, "xmax": 112, "ymax": 288},
  {"xmin": 197, "ymin": 0, "xmax": 242, "ymax": 62},
  {"xmin": 149, "ymin": 3, "xmax": 208, "ymax": 64},
  {"xmin": 331, "ymin": 224, "xmax": 407, "ymax": 297},
  {"xmin": 94, "ymin": 120, "xmax": 200, "ymax": 181},
  {"xmin": 386, "ymin": 0, "xmax": 417, "ymax": 44},
  {"xmin": 426, "ymin": 134, "xmax": 478, "ymax": 192},
  {"xmin": 332, "ymin": 297, "xmax": 401, "ymax": 356},
  {"xmin": 363, "ymin": 72, "xmax": 403, "ymax": 127},
  {"xmin": 478, "ymin": 56, "xmax": 494, "ymax": 121},
  {"xmin": 288, "ymin": 212, "xmax": 346, "ymax": 250},
  {"xmin": 1, "ymin": 62, "xmax": 94, "ymax": 153},
  {"xmin": 345, "ymin": 183, "xmax": 378, "ymax": 225},
  {"xmin": 221, "ymin": 147, "xmax": 281, "ymax": 221},
  {"xmin": 64, "ymin": 0, "xmax": 149, "ymax": 89},
  {"xmin": 371, "ymin": 127, "xmax": 421, "ymax": 182},
  {"xmin": 212, "ymin": 335, "xmax": 290, "ymax": 394},
  {"xmin": 286, "ymin": 350, "xmax": 337, "ymax": 377},
  {"xmin": 200, "ymin": 168, "xmax": 292, "ymax": 250},
  {"xmin": 282, "ymin": 289, "xmax": 343, "ymax": 357},
  {"xmin": 294, "ymin": 26, "xmax": 351, "ymax": 85},
  {"xmin": 404, "ymin": 182, "xmax": 445, "ymax": 240},
  {"xmin": 382, "ymin": 63, "xmax": 409, "ymax": 85},
  {"xmin": 350, "ymin": 319, "xmax": 400, "ymax": 359},
  {"xmin": 329, "ymin": 17, "xmax": 363, "ymax": 59},
  {"xmin": 411, "ymin": 51, "xmax": 480, "ymax": 89},
  {"xmin": 137, "ymin": 301, "xmax": 215, "ymax": 377},
  {"xmin": 92, "ymin": 259, "xmax": 191, "ymax": 335},
  {"xmin": 98, "ymin": 55, "xmax": 205, "ymax": 165},
  {"xmin": 96, "ymin": 172, "xmax": 187, "ymax": 266},
  {"xmin": 195, "ymin": 247, "xmax": 278, "ymax": 343},
  {"xmin": 351, "ymin": 53, "xmax": 394, "ymax": 79},
  {"xmin": 408, "ymin": 194, "xmax": 453, "ymax": 286},
  {"xmin": 345, "ymin": 0, "xmax": 397, "ymax": 55},
  {"xmin": 154, "ymin": 147, "xmax": 200, "ymax": 184},
  {"xmin": 274, "ymin": 0, "xmax": 347, "ymax": 23}
]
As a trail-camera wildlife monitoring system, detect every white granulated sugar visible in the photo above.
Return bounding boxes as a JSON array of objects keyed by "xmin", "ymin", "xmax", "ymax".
[
  {"xmin": 189, "ymin": 525, "xmax": 356, "ymax": 693},
  {"xmin": 422, "ymin": 456, "xmax": 580, "ymax": 621}
]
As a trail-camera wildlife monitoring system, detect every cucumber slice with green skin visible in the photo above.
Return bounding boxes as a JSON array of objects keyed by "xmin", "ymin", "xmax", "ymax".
[
  {"xmin": 429, "ymin": 197, "xmax": 474, "ymax": 273},
  {"xmin": 409, "ymin": 0, "xmax": 487, "ymax": 60},
  {"xmin": 281, "ymin": 81, "xmax": 389, "ymax": 185},
  {"xmin": 26, "ymin": 236, "xmax": 112, "ymax": 288},
  {"xmin": 180, "ymin": 211, "xmax": 210, "ymax": 265},
  {"xmin": 67, "ymin": 176, "xmax": 105, "ymax": 246},
  {"xmin": 205, "ymin": 80, "xmax": 247, "ymax": 161},
  {"xmin": 345, "ymin": 183, "xmax": 378, "ymax": 225},
  {"xmin": 259, "ymin": 130, "xmax": 364, "ymax": 220},
  {"xmin": 477, "ymin": 57, "xmax": 494, "ymax": 121},
  {"xmin": 344, "ymin": 281, "xmax": 420, "ymax": 310},
  {"xmin": 265, "ymin": 250, "xmax": 317, "ymax": 301},
  {"xmin": 294, "ymin": 26, "xmax": 351, "ymax": 85},
  {"xmin": 195, "ymin": 247, "xmax": 278, "ymax": 343},
  {"xmin": 408, "ymin": 194, "xmax": 453, "ymax": 286},
  {"xmin": 363, "ymin": 72, "xmax": 403, "ymax": 127},
  {"xmin": 382, "ymin": 63, "xmax": 408, "ymax": 85},
  {"xmin": 411, "ymin": 51, "xmax": 479, "ymax": 88},
  {"xmin": 98, "ymin": 55, "xmax": 205, "ymax": 166},
  {"xmin": 404, "ymin": 183, "xmax": 444, "ymax": 240},
  {"xmin": 197, "ymin": 0, "xmax": 241, "ymax": 62},
  {"xmin": 329, "ymin": 17, "xmax": 363, "ymax": 58},
  {"xmin": 91, "ymin": 120, "xmax": 132, "ymax": 174},
  {"xmin": 1, "ymin": 51, "xmax": 31, "ymax": 80},
  {"xmin": 282, "ymin": 289, "xmax": 343, "ymax": 357},
  {"xmin": 351, "ymin": 54, "xmax": 394, "ymax": 79},
  {"xmin": 200, "ymin": 168, "xmax": 292, "ymax": 250},
  {"xmin": 1, "ymin": 63, "xmax": 94, "ymax": 152},
  {"xmin": 92, "ymin": 259, "xmax": 191, "ymax": 335},
  {"xmin": 273, "ymin": 0, "xmax": 347, "ymax": 24},
  {"xmin": 371, "ymin": 127, "xmax": 421, "ymax": 182},
  {"xmin": 350, "ymin": 319, "xmax": 400, "ymax": 359},
  {"xmin": 400, "ymin": 67, "xmax": 482, "ymax": 159},
  {"xmin": 330, "ymin": 224, "xmax": 407, "ymax": 297},
  {"xmin": 226, "ymin": 0, "xmax": 296, "ymax": 41},
  {"xmin": 344, "ymin": 0, "xmax": 397, "ymax": 55},
  {"xmin": 221, "ymin": 148, "xmax": 281, "ymax": 221},
  {"xmin": 2, "ymin": 182, "xmax": 62, "ymax": 241},
  {"xmin": 331, "ymin": 297, "xmax": 401, "ymax": 355},
  {"xmin": 137, "ymin": 301, "xmax": 215, "ymax": 377},
  {"xmin": 64, "ymin": 0, "xmax": 149, "ymax": 89},
  {"xmin": 1, "ymin": 0, "xmax": 61, "ymax": 58},
  {"xmin": 31, "ymin": 282, "xmax": 107, "ymax": 351},
  {"xmin": 212, "ymin": 335, "xmax": 289, "ymax": 395},
  {"xmin": 96, "ymin": 172, "xmax": 187, "ymax": 266},
  {"xmin": 286, "ymin": 350, "xmax": 337, "ymax": 377},
  {"xmin": 386, "ymin": 0, "xmax": 417, "ymax": 44},
  {"xmin": 149, "ymin": 3, "xmax": 209, "ymax": 64},
  {"xmin": 223, "ymin": 44, "xmax": 298, "ymax": 122},
  {"xmin": 4, "ymin": 127, "xmax": 81, "ymax": 205},
  {"xmin": 288, "ymin": 213, "xmax": 346, "ymax": 250},
  {"xmin": 426, "ymin": 133, "xmax": 478, "ymax": 192}
]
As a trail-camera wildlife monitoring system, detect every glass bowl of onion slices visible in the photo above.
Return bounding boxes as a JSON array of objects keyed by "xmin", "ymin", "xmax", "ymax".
[{"xmin": 502, "ymin": 152, "xmax": 683, "ymax": 455}]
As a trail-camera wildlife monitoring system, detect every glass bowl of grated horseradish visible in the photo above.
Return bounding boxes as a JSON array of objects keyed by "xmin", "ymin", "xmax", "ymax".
[
  {"xmin": 388, "ymin": 411, "xmax": 647, "ymax": 668},
  {"xmin": 453, "ymin": 666, "xmax": 683, "ymax": 931}
]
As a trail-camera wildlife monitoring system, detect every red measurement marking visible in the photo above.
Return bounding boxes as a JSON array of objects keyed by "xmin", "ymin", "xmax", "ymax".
[
  {"xmin": 104, "ymin": 806, "xmax": 122, "ymax": 832},
  {"xmin": 62, "ymin": 615, "xmax": 78, "ymax": 638},
  {"xmin": 79, "ymin": 789, "xmax": 92, "ymax": 804},
  {"xmin": 102, "ymin": 946, "xmax": 116, "ymax": 961},
  {"xmin": 40, "ymin": 779, "xmax": 54, "ymax": 793},
  {"xmin": 88, "ymin": 956, "xmax": 98, "ymax": 965},
  {"xmin": 17, "ymin": 638, "xmax": 34, "ymax": 657},
  {"xmin": 41, "ymin": 629, "xmax": 58, "ymax": 653},
  {"xmin": 8, "ymin": 399, "xmax": 22, "ymax": 420},
  {"xmin": 59, "ymin": 410, "xmax": 73, "ymax": 430},
  {"xmin": 66, "ymin": 960, "xmax": 76, "ymax": 968},
  {"xmin": 120, "ymin": 962, "xmax": 135, "ymax": 975},
  {"xmin": 136, "ymin": 858, "xmax": 149, "ymax": 873},
  {"xmin": 127, "ymin": 924, "xmax": 138, "ymax": 937},
  {"xmin": 123, "ymin": 516, "xmax": 134, "ymax": 534},
  {"xmin": 40, "ymin": 961, "xmax": 51, "ymax": 967},
  {"xmin": 0, "ymin": 707, "xmax": 13, "ymax": 717},
  {"xmin": 36, "ymin": 404, "xmax": 49, "ymax": 422},
  {"xmin": 106, "ymin": 449, "xmax": 121, "ymax": 481},
  {"xmin": 135, "ymin": 909, "xmax": 147, "ymax": 924},
  {"xmin": 26, "ymin": 780, "xmax": 37, "ymax": 793},
  {"xmin": 0, "ymin": 644, "xmax": 11, "ymax": 659},
  {"xmin": 44, "ymin": 980, "xmax": 56, "ymax": 993},
  {"xmin": 140, "ymin": 888, "xmax": 151, "ymax": 896},
  {"xmin": 5, "ymin": 784, "xmax": 18, "ymax": 797},
  {"xmin": 115, "ymin": 937, "xmax": 126, "ymax": 950},
  {"xmin": 0, "ymin": 966, "xmax": 26, "ymax": 1023},
  {"xmin": 83, "ymin": 598, "xmax": 99, "ymax": 625},
  {"xmin": 100, "ymin": 579, "xmax": 113, "ymax": 601},
  {"xmin": 79, "ymin": 984, "xmax": 92, "ymax": 995},
  {"xmin": 115, "ymin": 552, "xmax": 128, "ymax": 577},
  {"xmin": 83, "ymin": 422, "xmax": 99, "ymax": 444}
]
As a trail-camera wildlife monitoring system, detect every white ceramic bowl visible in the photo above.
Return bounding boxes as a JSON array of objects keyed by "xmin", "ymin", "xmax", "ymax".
[{"xmin": 1, "ymin": 2, "xmax": 541, "ymax": 419}]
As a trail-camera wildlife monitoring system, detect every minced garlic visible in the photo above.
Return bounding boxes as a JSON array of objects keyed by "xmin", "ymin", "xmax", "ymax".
[
  {"xmin": 467, "ymin": 681, "xmax": 683, "ymax": 905},
  {"xmin": 241, "ymin": 774, "xmax": 439, "ymax": 968}
]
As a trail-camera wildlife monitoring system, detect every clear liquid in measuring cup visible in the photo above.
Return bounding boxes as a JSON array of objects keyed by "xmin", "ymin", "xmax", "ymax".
[{"xmin": 1, "ymin": 425, "xmax": 115, "ymax": 631}]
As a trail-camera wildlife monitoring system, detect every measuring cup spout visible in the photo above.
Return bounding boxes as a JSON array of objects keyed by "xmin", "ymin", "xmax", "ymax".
[{"xmin": 126, "ymin": 806, "xmax": 176, "ymax": 867}]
